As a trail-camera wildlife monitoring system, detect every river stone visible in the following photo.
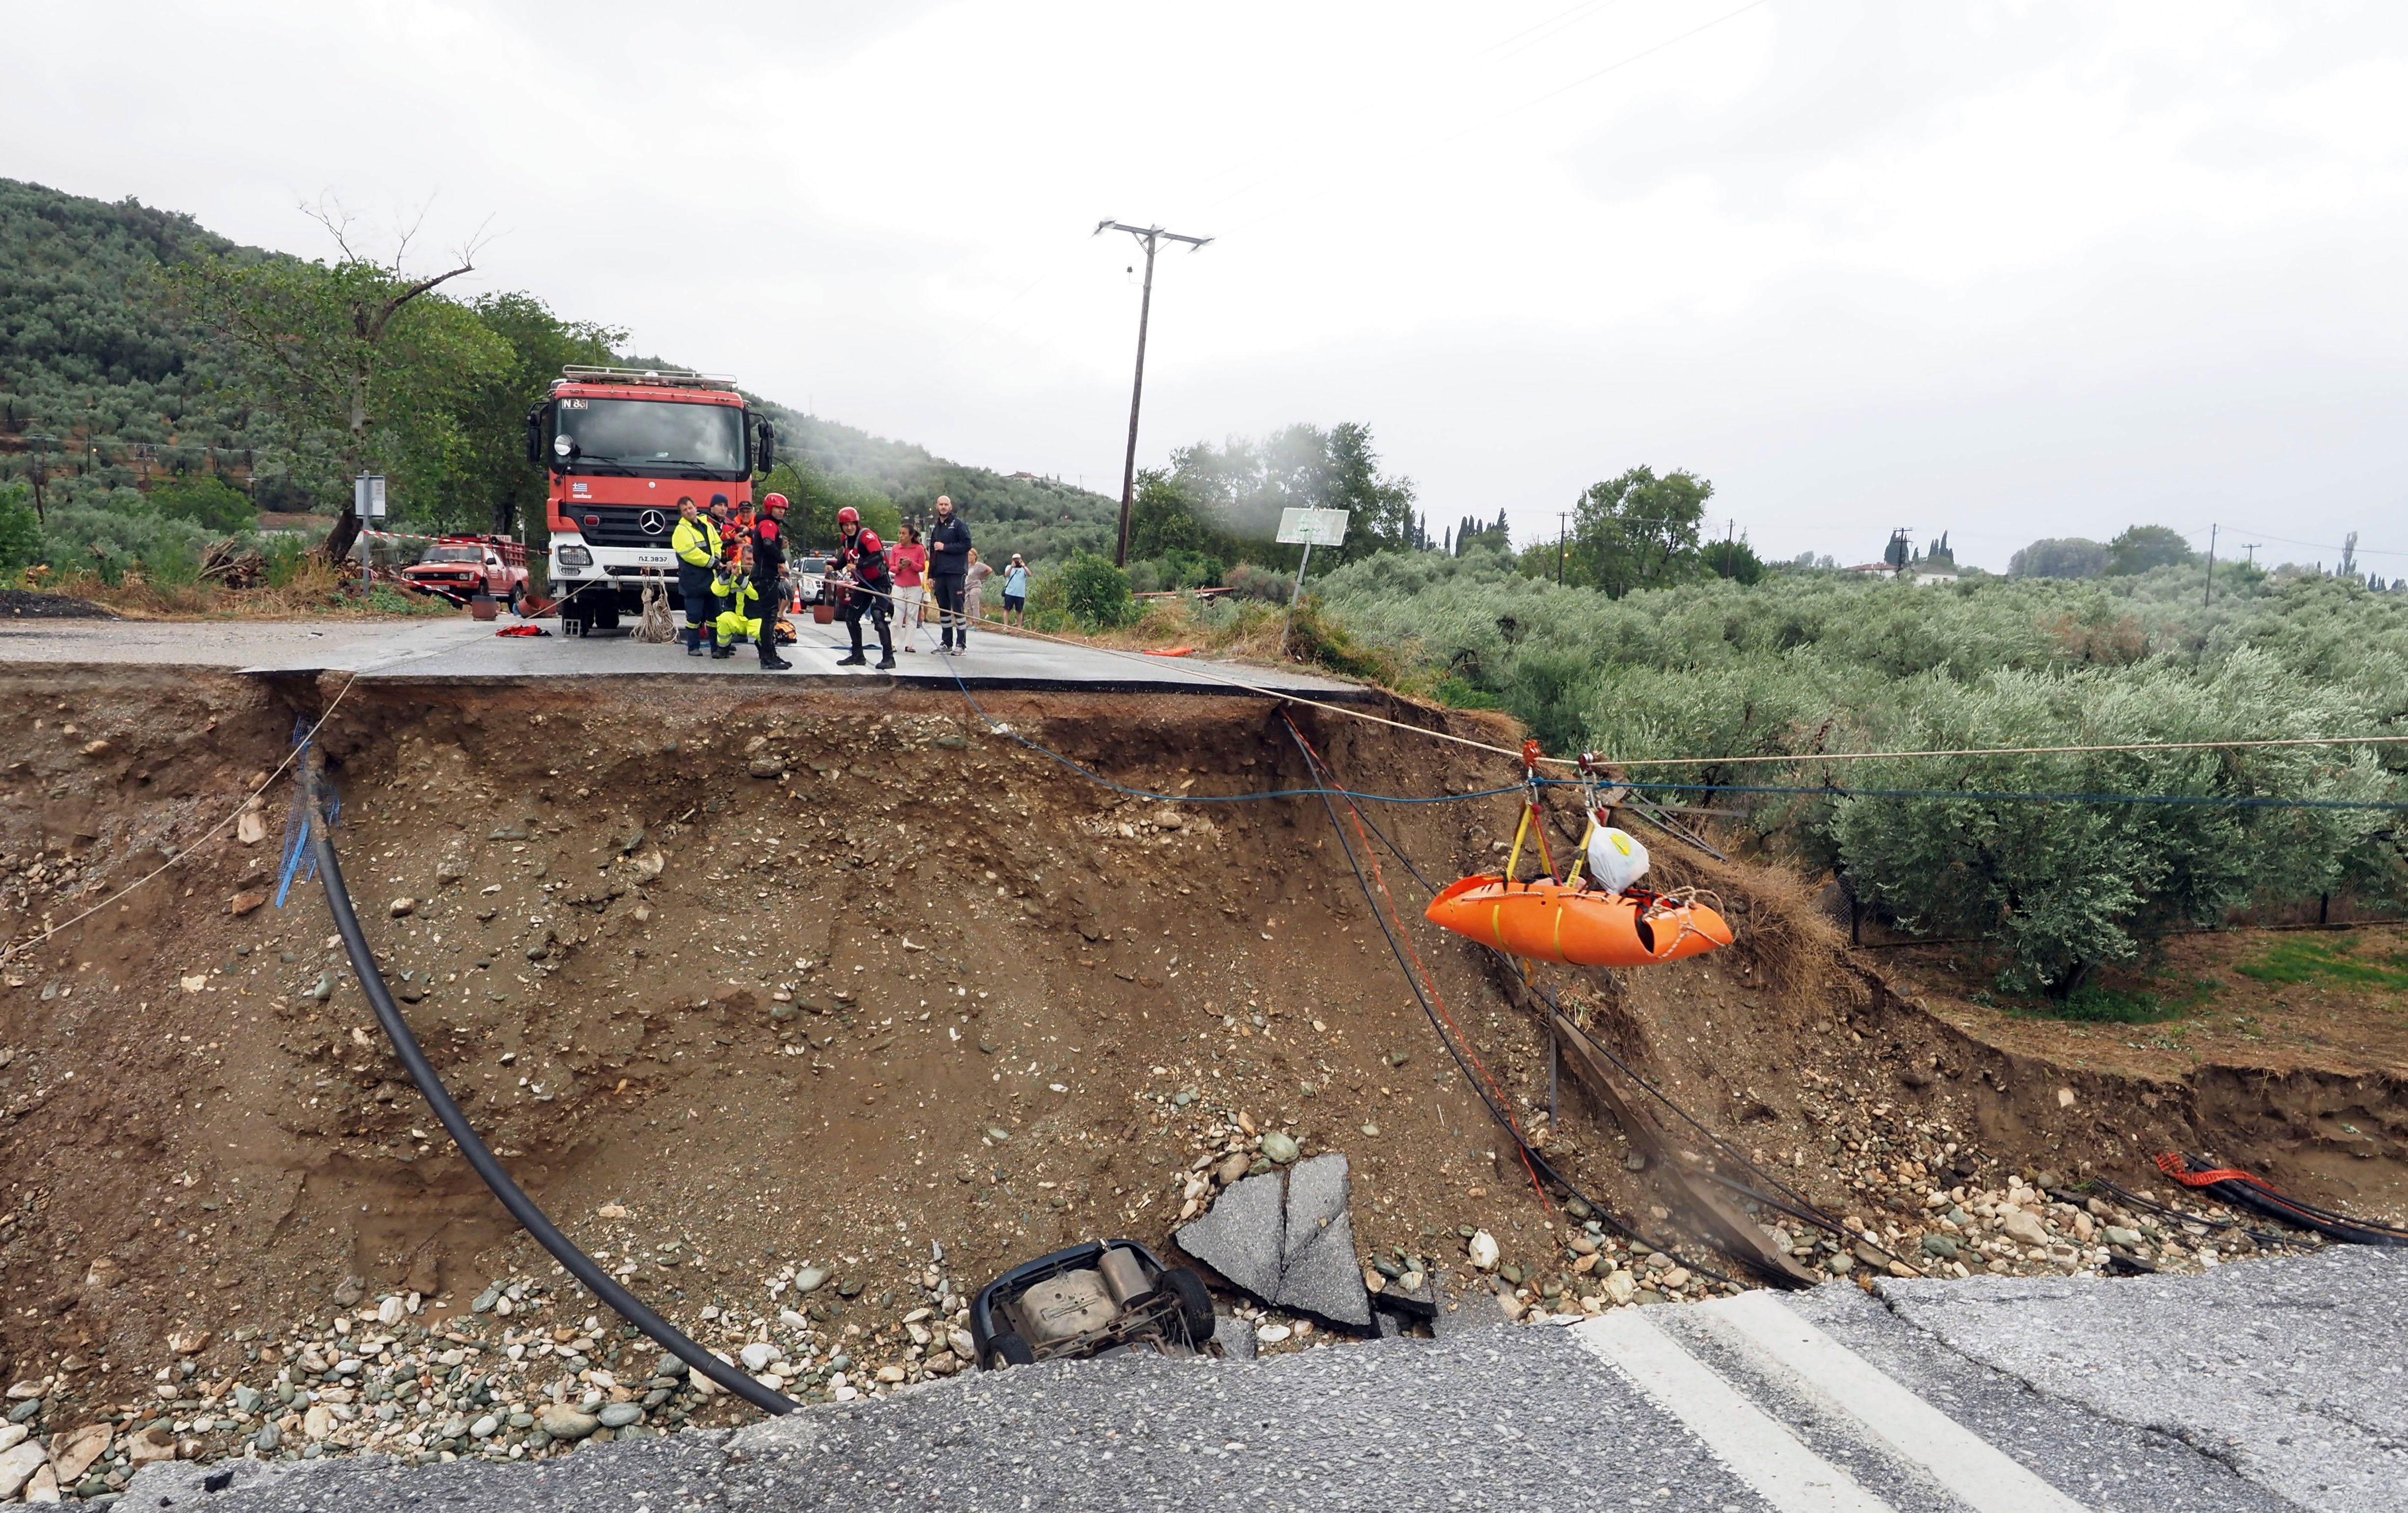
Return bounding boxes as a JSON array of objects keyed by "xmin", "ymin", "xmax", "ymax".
[
  {"xmin": 1259, "ymin": 1131, "xmax": 1300, "ymax": 1165},
  {"xmin": 597, "ymin": 1403, "xmax": 643, "ymax": 1430},
  {"xmin": 538, "ymin": 1404, "xmax": 599, "ymax": 1441},
  {"xmin": 470, "ymin": 1414, "xmax": 499, "ymax": 1439},
  {"xmin": 253, "ymin": 1421, "xmax": 281, "ymax": 1453},
  {"xmin": 1920, "ymin": 1234, "xmax": 1959, "ymax": 1260},
  {"xmin": 0, "ymin": 1441, "xmax": 43, "ymax": 1500},
  {"xmin": 2105, "ymin": 1226, "xmax": 2144, "ymax": 1248},
  {"xmin": 793, "ymin": 1265, "xmax": 833, "ymax": 1294},
  {"xmin": 233, "ymin": 1385, "xmax": 262, "ymax": 1413}
]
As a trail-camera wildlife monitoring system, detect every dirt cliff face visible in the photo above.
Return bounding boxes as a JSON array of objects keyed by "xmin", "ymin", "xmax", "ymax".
[{"xmin": 0, "ymin": 667, "xmax": 2396, "ymax": 1441}]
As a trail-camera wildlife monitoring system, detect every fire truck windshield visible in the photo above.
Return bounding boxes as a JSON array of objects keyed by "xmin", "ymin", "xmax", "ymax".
[{"xmin": 556, "ymin": 398, "xmax": 746, "ymax": 476}]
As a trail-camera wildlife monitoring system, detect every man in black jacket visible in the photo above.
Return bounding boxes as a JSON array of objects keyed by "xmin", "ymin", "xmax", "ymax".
[
  {"xmin": 750, "ymin": 493, "xmax": 794, "ymax": 671},
  {"xmin": 925, "ymin": 494, "xmax": 973, "ymax": 653}
]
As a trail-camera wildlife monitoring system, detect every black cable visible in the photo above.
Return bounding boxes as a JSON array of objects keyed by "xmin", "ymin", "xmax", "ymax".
[{"xmin": 303, "ymin": 764, "xmax": 796, "ymax": 1415}]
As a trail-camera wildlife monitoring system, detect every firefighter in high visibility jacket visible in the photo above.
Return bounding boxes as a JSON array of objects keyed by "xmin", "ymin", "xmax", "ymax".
[
  {"xmin": 710, "ymin": 539, "xmax": 762, "ymax": 660},
  {"xmin": 670, "ymin": 495, "xmax": 721, "ymax": 657}
]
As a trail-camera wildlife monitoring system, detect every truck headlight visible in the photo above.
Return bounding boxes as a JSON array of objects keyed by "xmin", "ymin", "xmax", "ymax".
[{"xmin": 556, "ymin": 545, "xmax": 593, "ymax": 568}]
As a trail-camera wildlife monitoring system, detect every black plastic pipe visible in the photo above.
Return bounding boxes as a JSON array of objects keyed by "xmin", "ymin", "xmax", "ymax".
[{"xmin": 305, "ymin": 777, "xmax": 796, "ymax": 1414}]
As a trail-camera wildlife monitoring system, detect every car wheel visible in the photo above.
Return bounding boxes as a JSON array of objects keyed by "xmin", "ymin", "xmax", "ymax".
[
  {"xmin": 507, "ymin": 585, "xmax": 524, "ymax": 615},
  {"xmin": 1163, "ymin": 1268, "xmax": 1216, "ymax": 1342},
  {"xmin": 985, "ymin": 1332, "xmax": 1035, "ymax": 1370}
]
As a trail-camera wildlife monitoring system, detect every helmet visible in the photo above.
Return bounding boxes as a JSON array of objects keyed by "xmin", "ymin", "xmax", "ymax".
[
  {"xmin": 836, "ymin": 506, "xmax": 860, "ymax": 527},
  {"xmin": 858, "ymin": 529, "xmax": 883, "ymax": 553},
  {"xmin": 763, "ymin": 493, "xmax": 788, "ymax": 511}
]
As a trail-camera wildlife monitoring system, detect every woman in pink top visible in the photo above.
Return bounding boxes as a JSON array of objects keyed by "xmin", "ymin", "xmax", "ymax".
[{"xmin": 891, "ymin": 525, "xmax": 928, "ymax": 650}]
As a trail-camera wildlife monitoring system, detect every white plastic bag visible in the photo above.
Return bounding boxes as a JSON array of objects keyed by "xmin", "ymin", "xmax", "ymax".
[{"xmin": 1586, "ymin": 824, "xmax": 1649, "ymax": 894}]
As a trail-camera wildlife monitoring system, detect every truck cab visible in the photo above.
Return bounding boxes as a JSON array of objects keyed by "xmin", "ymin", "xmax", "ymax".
[{"xmin": 526, "ymin": 365, "xmax": 774, "ymax": 632}]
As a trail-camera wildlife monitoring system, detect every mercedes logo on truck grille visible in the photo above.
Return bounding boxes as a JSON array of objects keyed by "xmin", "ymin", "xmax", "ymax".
[{"xmin": 639, "ymin": 509, "xmax": 668, "ymax": 536}]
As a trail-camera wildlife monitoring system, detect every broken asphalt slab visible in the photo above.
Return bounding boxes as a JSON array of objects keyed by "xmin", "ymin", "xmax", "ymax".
[{"xmin": 1177, "ymin": 1153, "xmax": 1372, "ymax": 1328}]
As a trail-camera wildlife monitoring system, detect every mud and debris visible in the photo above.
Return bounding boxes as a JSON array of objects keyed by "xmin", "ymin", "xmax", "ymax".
[{"xmin": 0, "ymin": 664, "xmax": 2397, "ymax": 1489}]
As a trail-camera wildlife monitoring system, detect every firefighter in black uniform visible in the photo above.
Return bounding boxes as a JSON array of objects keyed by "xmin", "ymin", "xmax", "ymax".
[
  {"xmin": 835, "ymin": 515, "xmax": 896, "ymax": 670},
  {"xmin": 751, "ymin": 493, "xmax": 795, "ymax": 671}
]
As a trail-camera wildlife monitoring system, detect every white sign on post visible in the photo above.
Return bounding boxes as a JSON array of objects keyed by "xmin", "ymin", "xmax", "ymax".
[
  {"xmin": 353, "ymin": 474, "xmax": 388, "ymax": 520},
  {"xmin": 1275, "ymin": 507, "xmax": 1349, "ymax": 547}
]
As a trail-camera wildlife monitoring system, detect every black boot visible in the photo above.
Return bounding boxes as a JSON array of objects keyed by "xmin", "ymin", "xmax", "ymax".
[
  {"xmin": 684, "ymin": 626, "xmax": 704, "ymax": 656},
  {"xmin": 758, "ymin": 641, "xmax": 792, "ymax": 671},
  {"xmin": 836, "ymin": 638, "xmax": 867, "ymax": 666},
  {"xmin": 710, "ymin": 634, "xmax": 734, "ymax": 659},
  {"xmin": 875, "ymin": 650, "xmax": 897, "ymax": 670}
]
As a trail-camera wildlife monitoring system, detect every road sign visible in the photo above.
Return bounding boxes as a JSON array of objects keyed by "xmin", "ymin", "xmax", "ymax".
[
  {"xmin": 354, "ymin": 474, "xmax": 388, "ymax": 519},
  {"xmin": 1275, "ymin": 507, "xmax": 1349, "ymax": 547}
]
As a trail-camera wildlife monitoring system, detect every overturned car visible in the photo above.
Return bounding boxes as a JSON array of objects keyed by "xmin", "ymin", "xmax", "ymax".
[{"xmin": 969, "ymin": 1239, "xmax": 1218, "ymax": 1370}]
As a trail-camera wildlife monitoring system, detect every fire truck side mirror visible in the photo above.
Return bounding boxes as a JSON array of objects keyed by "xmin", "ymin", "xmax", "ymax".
[
  {"xmin": 755, "ymin": 421, "xmax": 776, "ymax": 475},
  {"xmin": 524, "ymin": 406, "xmax": 546, "ymax": 467}
]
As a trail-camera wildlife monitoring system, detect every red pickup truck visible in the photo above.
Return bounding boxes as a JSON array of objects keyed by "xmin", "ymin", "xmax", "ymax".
[{"xmin": 399, "ymin": 535, "xmax": 531, "ymax": 609}]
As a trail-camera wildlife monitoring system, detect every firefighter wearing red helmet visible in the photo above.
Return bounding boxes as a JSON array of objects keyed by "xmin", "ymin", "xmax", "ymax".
[
  {"xmin": 835, "ymin": 523, "xmax": 895, "ymax": 669},
  {"xmin": 747, "ymin": 494, "xmax": 794, "ymax": 671}
]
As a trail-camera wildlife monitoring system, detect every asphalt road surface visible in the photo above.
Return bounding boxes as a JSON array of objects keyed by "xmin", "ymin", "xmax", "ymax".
[
  {"xmin": 127, "ymin": 1246, "xmax": 2401, "ymax": 1513},
  {"xmin": 0, "ymin": 614, "xmax": 1371, "ymax": 699}
]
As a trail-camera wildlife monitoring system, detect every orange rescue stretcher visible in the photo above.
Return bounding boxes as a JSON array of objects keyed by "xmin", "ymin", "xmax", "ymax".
[{"xmin": 1422, "ymin": 743, "xmax": 1733, "ymax": 968}]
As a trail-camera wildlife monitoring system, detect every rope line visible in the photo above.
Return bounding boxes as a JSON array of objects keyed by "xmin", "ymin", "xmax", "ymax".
[
  {"xmin": 1601, "ymin": 779, "xmax": 2408, "ymax": 812},
  {"xmin": 823, "ymin": 571, "xmax": 2388, "ymax": 781}
]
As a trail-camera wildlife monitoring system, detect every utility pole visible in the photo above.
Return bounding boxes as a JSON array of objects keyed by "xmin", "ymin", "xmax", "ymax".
[
  {"xmin": 1724, "ymin": 519, "xmax": 1736, "ymax": 579},
  {"xmin": 1557, "ymin": 511, "xmax": 1570, "ymax": 583},
  {"xmin": 1095, "ymin": 220, "xmax": 1212, "ymax": 567},
  {"xmin": 2203, "ymin": 522, "xmax": 2216, "ymax": 606},
  {"xmin": 2241, "ymin": 542, "xmax": 2260, "ymax": 569}
]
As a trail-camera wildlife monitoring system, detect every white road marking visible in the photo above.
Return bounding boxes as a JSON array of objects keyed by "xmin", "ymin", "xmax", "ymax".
[
  {"xmin": 1705, "ymin": 1291, "xmax": 2091, "ymax": 1513},
  {"xmin": 1575, "ymin": 1309, "xmax": 1898, "ymax": 1513}
]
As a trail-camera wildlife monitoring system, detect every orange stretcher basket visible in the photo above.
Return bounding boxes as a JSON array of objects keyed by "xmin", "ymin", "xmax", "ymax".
[{"xmin": 1423, "ymin": 876, "xmax": 1732, "ymax": 968}]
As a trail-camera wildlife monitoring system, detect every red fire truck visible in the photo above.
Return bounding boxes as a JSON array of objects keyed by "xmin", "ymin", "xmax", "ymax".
[{"xmin": 524, "ymin": 365, "xmax": 774, "ymax": 632}]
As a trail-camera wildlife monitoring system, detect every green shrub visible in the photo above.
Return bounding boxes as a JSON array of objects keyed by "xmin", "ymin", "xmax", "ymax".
[
  {"xmin": 262, "ymin": 532, "xmax": 310, "ymax": 588},
  {"xmin": 145, "ymin": 532, "xmax": 201, "ymax": 587},
  {"xmin": 1060, "ymin": 551, "xmax": 1135, "ymax": 630},
  {"xmin": 0, "ymin": 483, "xmax": 40, "ymax": 572},
  {"xmin": 2026, "ymin": 984, "xmax": 2182, "ymax": 1023},
  {"xmin": 148, "ymin": 474, "xmax": 256, "ymax": 532}
]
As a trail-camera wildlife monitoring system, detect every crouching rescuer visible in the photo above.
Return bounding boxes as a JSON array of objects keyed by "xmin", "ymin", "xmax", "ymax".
[{"xmin": 672, "ymin": 495, "xmax": 720, "ymax": 656}]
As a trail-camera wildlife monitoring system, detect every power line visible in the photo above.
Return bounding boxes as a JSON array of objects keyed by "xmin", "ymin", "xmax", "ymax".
[{"xmin": 1093, "ymin": 220, "xmax": 1212, "ymax": 568}]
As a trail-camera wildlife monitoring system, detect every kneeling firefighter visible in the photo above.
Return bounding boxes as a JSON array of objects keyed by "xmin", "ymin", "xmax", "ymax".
[
  {"xmin": 710, "ymin": 540, "xmax": 762, "ymax": 659},
  {"xmin": 671, "ymin": 495, "xmax": 721, "ymax": 656},
  {"xmin": 749, "ymin": 493, "xmax": 794, "ymax": 671},
  {"xmin": 836, "ymin": 516, "xmax": 896, "ymax": 670}
]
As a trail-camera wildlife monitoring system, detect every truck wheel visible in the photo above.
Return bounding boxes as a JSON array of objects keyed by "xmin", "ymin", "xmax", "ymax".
[
  {"xmin": 984, "ymin": 1332, "xmax": 1034, "ymax": 1370},
  {"xmin": 1163, "ymin": 1268, "xmax": 1216, "ymax": 1343}
]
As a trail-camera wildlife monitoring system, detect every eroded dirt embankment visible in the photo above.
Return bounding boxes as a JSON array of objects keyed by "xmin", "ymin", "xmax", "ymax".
[{"xmin": 1, "ymin": 665, "xmax": 2401, "ymax": 1470}]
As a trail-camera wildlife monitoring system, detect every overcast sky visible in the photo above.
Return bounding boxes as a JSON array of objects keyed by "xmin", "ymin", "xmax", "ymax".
[{"xmin": 9, "ymin": 1, "xmax": 2405, "ymax": 572}]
